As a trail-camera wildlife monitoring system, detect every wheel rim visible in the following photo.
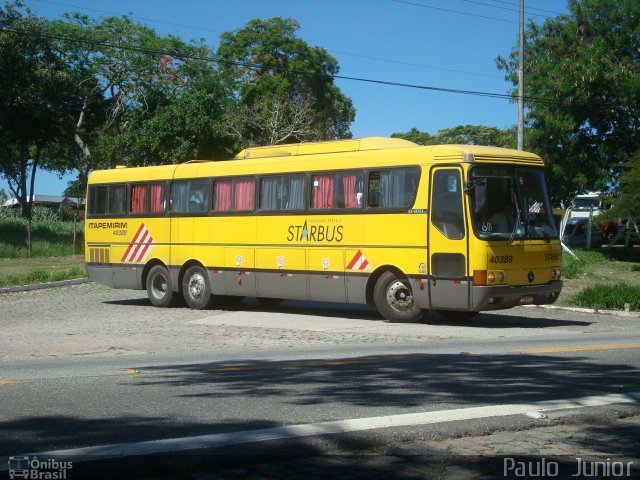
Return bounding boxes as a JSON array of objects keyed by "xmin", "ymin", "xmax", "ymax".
[
  {"xmin": 151, "ymin": 273, "xmax": 168, "ymax": 300},
  {"xmin": 188, "ymin": 272, "xmax": 206, "ymax": 300},
  {"xmin": 386, "ymin": 280, "xmax": 414, "ymax": 313}
]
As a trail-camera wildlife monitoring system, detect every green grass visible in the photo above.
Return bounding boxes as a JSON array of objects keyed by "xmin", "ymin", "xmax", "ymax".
[
  {"xmin": 0, "ymin": 207, "xmax": 84, "ymax": 258},
  {"xmin": 562, "ymin": 248, "xmax": 608, "ymax": 279},
  {"xmin": 0, "ymin": 266, "xmax": 86, "ymax": 288},
  {"xmin": 569, "ymin": 283, "xmax": 640, "ymax": 311}
]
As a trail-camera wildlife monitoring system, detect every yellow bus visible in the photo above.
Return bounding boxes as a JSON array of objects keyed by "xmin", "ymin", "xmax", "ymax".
[{"xmin": 85, "ymin": 137, "xmax": 562, "ymax": 322}]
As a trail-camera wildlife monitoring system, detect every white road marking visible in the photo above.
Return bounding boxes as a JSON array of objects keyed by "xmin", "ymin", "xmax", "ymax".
[{"xmin": 3, "ymin": 391, "xmax": 639, "ymax": 463}]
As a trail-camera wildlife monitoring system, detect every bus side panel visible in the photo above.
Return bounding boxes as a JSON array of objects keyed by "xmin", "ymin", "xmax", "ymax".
[
  {"xmin": 223, "ymin": 247, "xmax": 256, "ymax": 296},
  {"xmin": 204, "ymin": 246, "xmax": 225, "ymax": 295},
  {"xmin": 256, "ymin": 248, "xmax": 308, "ymax": 300},
  {"xmin": 211, "ymin": 216, "xmax": 257, "ymax": 296},
  {"xmin": 361, "ymin": 214, "xmax": 429, "ymax": 308},
  {"xmin": 308, "ymin": 249, "xmax": 346, "ymax": 303}
]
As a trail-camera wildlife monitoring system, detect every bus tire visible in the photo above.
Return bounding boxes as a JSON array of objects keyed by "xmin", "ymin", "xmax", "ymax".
[
  {"xmin": 373, "ymin": 271, "xmax": 423, "ymax": 323},
  {"xmin": 147, "ymin": 265, "xmax": 176, "ymax": 308},
  {"xmin": 437, "ymin": 310, "xmax": 478, "ymax": 322},
  {"xmin": 257, "ymin": 297, "xmax": 283, "ymax": 307},
  {"xmin": 182, "ymin": 265, "xmax": 213, "ymax": 310}
]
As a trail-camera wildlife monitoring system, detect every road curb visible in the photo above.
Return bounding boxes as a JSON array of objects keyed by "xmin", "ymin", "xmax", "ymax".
[
  {"xmin": 0, "ymin": 277, "xmax": 90, "ymax": 294},
  {"xmin": 523, "ymin": 304, "xmax": 640, "ymax": 318}
]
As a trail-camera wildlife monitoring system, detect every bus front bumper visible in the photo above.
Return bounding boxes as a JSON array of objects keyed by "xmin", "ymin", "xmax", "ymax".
[{"xmin": 471, "ymin": 280, "xmax": 563, "ymax": 311}]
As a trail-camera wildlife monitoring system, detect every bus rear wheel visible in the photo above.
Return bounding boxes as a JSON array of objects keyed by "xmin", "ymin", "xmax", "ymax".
[
  {"xmin": 147, "ymin": 265, "xmax": 176, "ymax": 308},
  {"xmin": 182, "ymin": 265, "xmax": 213, "ymax": 310},
  {"xmin": 373, "ymin": 271, "xmax": 423, "ymax": 322}
]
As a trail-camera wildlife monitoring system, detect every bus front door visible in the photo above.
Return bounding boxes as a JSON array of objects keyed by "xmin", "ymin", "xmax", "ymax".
[{"xmin": 428, "ymin": 167, "xmax": 470, "ymax": 310}]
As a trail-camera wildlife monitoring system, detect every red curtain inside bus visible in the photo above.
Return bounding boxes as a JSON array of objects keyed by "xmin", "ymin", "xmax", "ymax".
[
  {"xmin": 342, "ymin": 174, "xmax": 359, "ymax": 208},
  {"xmin": 150, "ymin": 183, "xmax": 165, "ymax": 213},
  {"xmin": 131, "ymin": 184, "xmax": 147, "ymax": 213},
  {"xmin": 312, "ymin": 174, "xmax": 334, "ymax": 209},
  {"xmin": 214, "ymin": 180, "xmax": 233, "ymax": 211},
  {"xmin": 234, "ymin": 178, "xmax": 256, "ymax": 211}
]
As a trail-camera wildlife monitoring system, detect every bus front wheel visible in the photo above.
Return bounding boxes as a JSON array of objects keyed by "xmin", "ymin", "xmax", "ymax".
[
  {"xmin": 182, "ymin": 265, "xmax": 213, "ymax": 310},
  {"xmin": 373, "ymin": 271, "xmax": 423, "ymax": 323},
  {"xmin": 147, "ymin": 265, "xmax": 176, "ymax": 308}
]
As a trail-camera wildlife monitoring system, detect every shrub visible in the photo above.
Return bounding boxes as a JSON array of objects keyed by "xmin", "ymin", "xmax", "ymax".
[
  {"xmin": 0, "ymin": 213, "xmax": 84, "ymax": 258},
  {"xmin": 570, "ymin": 283, "xmax": 640, "ymax": 311},
  {"xmin": 0, "ymin": 266, "xmax": 86, "ymax": 288}
]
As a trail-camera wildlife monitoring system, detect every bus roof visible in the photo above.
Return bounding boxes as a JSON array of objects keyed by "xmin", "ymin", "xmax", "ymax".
[
  {"xmin": 88, "ymin": 138, "xmax": 544, "ymax": 184},
  {"xmin": 234, "ymin": 137, "xmax": 416, "ymax": 159}
]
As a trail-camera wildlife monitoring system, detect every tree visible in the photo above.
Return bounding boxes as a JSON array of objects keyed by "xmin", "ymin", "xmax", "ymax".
[
  {"xmin": 224, "ymin": 93, "xmax": 319, "ymax": 146},
  {"xmin": 101, "ymin": 78, "xmax": 234, "ymax": 165},
  {"xmin": 608, "ymin": 151, "xmax": 640, "ymax": 221},
  {"xmin": 216, "ymin": 17, "xmax": 355, "ymax": 146},
  {"xmin": 392, "ymin": 125, "xmax": 515, "ymax": 147},
  {"xmin": 497, "ymin": 0, "xmax": 640, "ymax": 204},
  {"xmin": 391, "ymin": 127, "xmax": 434, "ymax": 146},
  {"xmin": 0, "ymin": 2, "xmax": 75, "ymax": 218},
  {"xmin": 50, "ymin": 14, "xmax": 233, "ymax": 176},
  {"xmin": 63, "ymin": 178, "xmax": 85, "ymax": 198}
]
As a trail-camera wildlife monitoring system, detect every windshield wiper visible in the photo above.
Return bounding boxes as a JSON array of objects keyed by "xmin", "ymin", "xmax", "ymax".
[
  {"xmin": 507, "ymin": 190, "xmax": 522, "ymax": 246},
  {"xmin": 464, "ymin": 178, "xmax": 486, "ymax": 192},
  {"xmin": 540, "ymin": 226, "xmax": 551, "ymax": 244}
]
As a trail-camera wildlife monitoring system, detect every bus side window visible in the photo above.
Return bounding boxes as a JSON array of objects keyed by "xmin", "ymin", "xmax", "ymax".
[
  {"xmin": 260, "ymin": 175, "xmax": 306, "ymax": 211},
  {"xmin": 150, "ymin": 183, "xmax": 166, "ymax": 214},
  {"xmin": 234, "ymin": 177, "xmax": 256, "ymax": 211},
  {"xmin": 131, "ymin": 184, "xmax": 148, "ymax": 214},
  {"xmin": 312, "ymin": 174, "xmax": 335, "ymax": 209},
  {"xmin": 188, "ymin": 180, "xmax": 209, "ymax": 212},
  {"xmin": 88, "ymin": 185, "xmax": 107, "ymax": 215},
  {"xmin": 335, "ymin": 171, "xmax": 364, "ymax": 209},
  {"xmin": 108, "ymin": 185, "xmax": 127, "ymax": 215},
  {"xmin": 368, "ymin": 167, "xmax": 419, "ymax": 208},
  {"xmin": 171, "ymin": 181, "xmax": 189, "ymax": 213},
  {"xmin": 431, "ymin": 170, "xmax": 465, "ymax": 240}
]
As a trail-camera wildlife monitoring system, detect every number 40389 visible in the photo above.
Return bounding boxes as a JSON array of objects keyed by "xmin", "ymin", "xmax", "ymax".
[{"xmin": 489, "ymin": 255, "xmax": 513, "ymax": 264}]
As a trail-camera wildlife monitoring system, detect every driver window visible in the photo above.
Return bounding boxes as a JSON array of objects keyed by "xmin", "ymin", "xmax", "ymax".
[{"xmin": 431, "ymin": 170, "xmax": 464, "ymax": 240}]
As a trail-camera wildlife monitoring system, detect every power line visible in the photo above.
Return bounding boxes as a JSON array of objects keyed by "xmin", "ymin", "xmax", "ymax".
[
  {"xmin": 30, "ymin": 0, "xmax": 225, "ymax": 35},
  {"xmin": 32, "ymin": 0, "xmax": 503, "ymax": 80},
  {"xmin": 483, "ymin": 0, "xmax": 565, "ymax": 16},
  {"xmin": 2, "ymin": 26, "xmax": 557, "ymax": 106},
  {"xmin": 330, "ymin": 50, "xmax": 502, "ymax": 79},
  {"xmin": 461, "ymin": 0, "xmax": 551, "ymax": 19},
  {"xmin": 390, "ymin": 0, "xmax": 518, "ymax": 24}
]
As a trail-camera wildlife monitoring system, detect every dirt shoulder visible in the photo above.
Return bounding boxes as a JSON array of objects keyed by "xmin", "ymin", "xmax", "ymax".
[{"xmin": 0, "ymin": 255, "xmax": 85, "ymax": 275}]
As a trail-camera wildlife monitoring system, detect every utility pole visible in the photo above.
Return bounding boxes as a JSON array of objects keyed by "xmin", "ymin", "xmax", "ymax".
[{"xmin": 517, "ymin": 0, "xmax": 525, "ymax": 150}]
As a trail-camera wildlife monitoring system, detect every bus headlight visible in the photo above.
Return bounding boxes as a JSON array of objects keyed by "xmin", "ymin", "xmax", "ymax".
[
  {"xmin": 487, "ymin": 270, "xmax": 506, "ymax": 285},
  {"xmin": 551, "ymin": 268, "xmax": 561, "ymax": 280}
]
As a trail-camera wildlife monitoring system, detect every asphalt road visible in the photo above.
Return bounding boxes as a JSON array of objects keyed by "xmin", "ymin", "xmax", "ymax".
[{"xmin": 1, "ymin": 283, "xmax": 640, "ymax": 477}]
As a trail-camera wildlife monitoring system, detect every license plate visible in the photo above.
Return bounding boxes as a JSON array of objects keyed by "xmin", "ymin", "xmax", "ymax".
[{"xmin": 519, "ymin": 296, "xmax": 534, "ymax": 304}]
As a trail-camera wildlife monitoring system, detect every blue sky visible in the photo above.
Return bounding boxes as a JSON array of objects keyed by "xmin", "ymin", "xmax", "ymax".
[{"xmin": 2, "ymin": 0, "xmax": 568, "ymax": 196}]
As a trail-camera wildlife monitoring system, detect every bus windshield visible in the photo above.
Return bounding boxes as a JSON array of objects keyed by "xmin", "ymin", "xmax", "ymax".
[{"xmin": 468, "ymin": 165, "xmax": 557, "ymax": 241}]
